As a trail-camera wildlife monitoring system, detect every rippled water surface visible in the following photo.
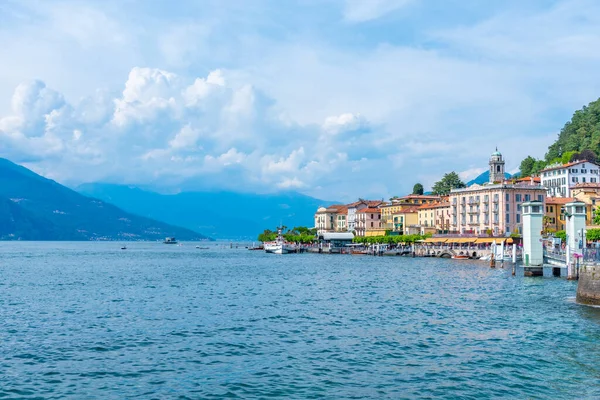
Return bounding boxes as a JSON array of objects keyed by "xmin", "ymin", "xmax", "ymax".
[{"xmin": 2, "ymin": 242, "xmax": 600, "ymax": 399}]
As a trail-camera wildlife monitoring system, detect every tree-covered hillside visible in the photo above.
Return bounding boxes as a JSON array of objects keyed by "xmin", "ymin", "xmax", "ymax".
[
  {"xmin": 519, "ymin": 97, "xmax": 600, "ymax": 177},
  {"xmin": 545, "ymin": 98, "xmax": 600, "ymax": 161}
]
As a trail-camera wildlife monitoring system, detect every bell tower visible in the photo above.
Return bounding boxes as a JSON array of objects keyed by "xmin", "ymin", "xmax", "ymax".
[{"xmin": 489, "ymin": 148, "xmax": 505, "ymax": 183}]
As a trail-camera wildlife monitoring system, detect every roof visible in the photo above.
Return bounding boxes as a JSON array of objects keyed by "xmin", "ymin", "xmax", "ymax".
[
  {"xmin": 395, "ymin": 194, "xmax": 441, "ymax": 200},
  {"xmin": 418, "ymin": 201, "xmax": 450, "ymax": 210},
  {"xmin": 516, "ymin": 176, "xmax": 541, "ymax": 183},
  {"xmin": 357, "ymin": 207, "xmax": 382, "ymax": 213},
  {"xmin": 540, "ymin": 160, "xmax": 598, "ymax": 173},
  {"xmin": 571, "ymin": 182, "xmax": 600, "ymax": 189},
  {"xmin": 320, "ymin": 232, "xmax": 354, "ymax": 241},
  {"xmin": 545, "ymin": 197, "xmax": 576, "ymax": 205}
]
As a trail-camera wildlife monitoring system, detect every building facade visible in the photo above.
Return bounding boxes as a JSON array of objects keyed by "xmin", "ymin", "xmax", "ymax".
[
  {"xmin": 355, "ymin": 208, "xmax": 382, "ymax": 237},
  {"xmin": 540, "ymin": 160, "xmax": 600, "ymax": 198}
]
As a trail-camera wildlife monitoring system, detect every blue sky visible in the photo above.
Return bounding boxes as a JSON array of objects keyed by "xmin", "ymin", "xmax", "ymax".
[{"xmin": 1, "ymin": 0, "xmax": 600, "ymax": 201}]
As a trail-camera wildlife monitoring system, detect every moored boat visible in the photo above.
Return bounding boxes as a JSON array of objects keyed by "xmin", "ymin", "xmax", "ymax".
[
  {"xmin": 452, "ymin": 254, "xmax": 470, "ymax": 259},
  {"xmin": 264, "ymin": 228, "xmax": 296, "ymax": 254}
]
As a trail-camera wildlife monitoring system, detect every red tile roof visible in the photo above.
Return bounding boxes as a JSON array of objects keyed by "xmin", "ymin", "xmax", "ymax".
[
  {"xmin": 545, "ymin": 197, "xmax": 576, "ymax": 205},
  {"xmin": 357, "ymin": 207, "xmax": 382, "ymax": 213}
]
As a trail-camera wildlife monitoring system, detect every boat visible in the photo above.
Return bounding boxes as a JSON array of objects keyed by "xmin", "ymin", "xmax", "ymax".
[
  {"xmin": 264, "ymin": 228, "xmax": 296, "ymax": 254},
  {"xmin": 195, "ymin": 246, "xmax": 209, "ymax": 249},
  {"xmin": 452, "ymin": 254, "xmax": 470, "ymax": 259},
  {"xmin": 121, "ymin": 245, "xmax": 127, "ymax": 250},
  {"xmin": 163, "ymin": 237, "xmax": 178, "ymax": 244}
]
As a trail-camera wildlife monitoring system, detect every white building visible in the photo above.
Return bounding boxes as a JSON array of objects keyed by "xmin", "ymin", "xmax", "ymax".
[{"xmin": 540, "ymin": 160, "xmax": 600, "ymax": 198}]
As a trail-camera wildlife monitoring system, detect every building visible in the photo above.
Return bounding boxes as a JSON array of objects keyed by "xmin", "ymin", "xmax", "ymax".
[
  {"xmin": 347, "ymin": 200, "xmax": 384, "ymax": 233},
  {"xmin": 571, "ymin": 182, "xmax": 600, "ymax": 214},
  {"xmin": 334, "ymin": 206, "xmax": 349, "ymax": 232},
  {"xmin": 355, "ymin": 207, "xmax": 382, "ymax": 237},
  {"xmin": 392, "ymin": 207, "xmax": 419, "ymax": 235},
  {"xmin": 418, "ymin": 201, "xmax": 451, "ymax": 234},
  {"xmin": 381, "ymin": 195, "xmax": 440, "ymax": 231},
  {"xmin": 449, "ymin": 149, "xmax": 547, "ymax": 236},
  {"xmin": 388, "ymin": 194, "xmax": 441, "ymax": 206},
  {"xmin": 544, "ymin": 197, "xmax": 575, "ymax": 232},
  {"xmin": 314, "ymin": 204, "xmax": 347, "ymax": 233},
  {"xmin": 489, "ymin": 147, "xmax": 505, "ymax": 183},
  {"xmin": 540, "ymin": 160, "xmax": 600, "ymax": 198}
]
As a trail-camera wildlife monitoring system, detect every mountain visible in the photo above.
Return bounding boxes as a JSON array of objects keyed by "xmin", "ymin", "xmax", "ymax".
[
  {"xmin": 466, "ymin": 171, "xmax": 512, "ymax": 186},
  {"xmin": 0, "ymin": 158, "xmax": 207, "ymax": 241},
  {"xmin": 76, "ymin": 183, "xmax": 337, "ymax": 239}
]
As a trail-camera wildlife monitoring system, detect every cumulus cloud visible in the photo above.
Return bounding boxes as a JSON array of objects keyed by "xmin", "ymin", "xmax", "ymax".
[{"xmin": 0, "ymin": 67, "xmax": 392, "ymax": 198}]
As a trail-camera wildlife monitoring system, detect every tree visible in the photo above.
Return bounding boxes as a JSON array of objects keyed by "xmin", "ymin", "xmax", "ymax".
[
  {"xmin": 519, "ymin": 156, "xmax": 536, "ymax": 177},
  {"xmin": 564, "ymin": 151, "xmax": 579, "ymax": 164},
  {"xmin": 412, "ymin": 183, "xmax": 424, "ymax": 195},
  {"xmin": 579, "ymin": 149, "xmax": 598, "ymax": 163},
  {"xmin": 593, "ymin": 207, "xmax": 600, "ymax": 225},
  {"xmin": 431, "ymin": 172, "xmax": 466, "ymax": 195},
  {"xmin": 531, "ymin": 160, "xmax": 547, "ymax": 176}
]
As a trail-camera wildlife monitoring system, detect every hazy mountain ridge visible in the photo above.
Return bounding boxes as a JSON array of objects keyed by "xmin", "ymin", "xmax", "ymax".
[
  {"xmin": 0, "ymin": 158, "xmax": 207, "ymax": 241},
  {"xmin": 76, "ymin": 183, "xmax": 337, "ymax": 239}
]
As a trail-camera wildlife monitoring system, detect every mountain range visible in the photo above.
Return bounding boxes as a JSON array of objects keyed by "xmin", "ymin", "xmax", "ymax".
[
  {"xmin": 76, "ymin": 183, "xmax": 336, "ymax": 240},
  {"xmin": 0, "ymin": 158, "xmax": 207, "ymax": 241}
]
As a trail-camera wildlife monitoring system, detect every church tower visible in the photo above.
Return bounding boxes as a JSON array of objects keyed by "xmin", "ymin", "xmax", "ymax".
[{"xmin": 489, "ymin": 148, "xmax": 505, "ymax": 183}]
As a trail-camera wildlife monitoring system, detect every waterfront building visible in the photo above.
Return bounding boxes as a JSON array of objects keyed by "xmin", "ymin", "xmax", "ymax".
[
  {"xmin": 392, "ymin": 207, "xmax": 419, "ymax": 235},
  {"xmin": 540, "ymin": 160, "xmax": 600, "ymax": 198},
  {"xmin": 544, "ymin": 197, "xmax": 575, "ymax": 232},
  {"xmin": 381, "ymin": 195, "xmax": 440, "ymax": 231},
  {"xmin": 571, "ymin": 183, "xmax": 600, "ymax": 223},
  {"xmin": 355, "ymin": 207, "xmax": 382, "ymax": 237},
  {"xmin": 347, "ymin": 200, "xmax": 384, "ymax": 233},
  {"xmin": 314, "ymin": 205, "xmax": 347, "ymax": 233},
  {"xmin": 449, "ymin": 149, "xmax": 547, "ymax": 236},
  {"xmin": 334, "ymin": 206, "xmax": 349, "ymax": 232},
  {"xmin": 418, "ymin": 201, "xmax": 451, "ymax": 235}
]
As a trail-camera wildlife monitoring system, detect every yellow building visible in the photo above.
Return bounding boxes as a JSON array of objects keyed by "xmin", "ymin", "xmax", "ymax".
[
  {"xmin": 392, "ymin": 207, "xmax": 419, "ymax": 234},
  {"xmin": 544, "ymin": 197, "xmax": 592, "ymax": 232}
]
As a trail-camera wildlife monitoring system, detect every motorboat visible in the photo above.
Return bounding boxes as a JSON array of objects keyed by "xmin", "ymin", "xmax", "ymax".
[
  {"xmin": 164, "ymin": 237, "xmax": 178, "ymax": 244},
  {"xmin": 264, "ymin": 228, "xmax": 296, "ymax": 254},
  {"xmin": 452, "ymin": 254, "xmax": 470, "ymax": 259}
]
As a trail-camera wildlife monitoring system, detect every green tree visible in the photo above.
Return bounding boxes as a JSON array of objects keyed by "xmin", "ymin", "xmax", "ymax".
[
  {"xmin": 432, "ymin": 172, "xmax": 466, "ymax": 195},
  {"xmin": 563, "ymin": 151, "xmax": 578, "ymax": 164},
  {"xmin": 531, "ymin": 160, "xmax": 547, "ymax": 176},
  {"xmin": 555, "ymin": 230, "xmax": 567, "ymax": 241},
  {"xmin": 593, "ymin": 208, "xmax": 600, "ymax": 225},
  {"xmin": 519, "ymin": 156, "xmax": 536, "ymax": 177},
  {"xmin": 412, "ymin": 183, "xmax": 424, "ymax": 195}
]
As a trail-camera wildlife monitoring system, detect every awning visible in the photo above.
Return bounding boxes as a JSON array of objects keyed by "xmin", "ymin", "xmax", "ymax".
[
  {"xmin": 320, "ymin": 232, "xmax": 354, "ymax": 240},
  {"xmin": 423, "ymin": 237, "xmax": 447, "ymax": 243},
  {"xmin": 446, "ymin": 238, "xmax": 475, "ymax": 243},
  {"xmin": 474, "ymin": 238, "xmax": 506, "ymax": 244}
]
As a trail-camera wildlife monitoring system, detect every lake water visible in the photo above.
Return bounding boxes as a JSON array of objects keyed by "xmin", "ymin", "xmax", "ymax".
[{"xmin": 1, "ymin": 242, "xmax": 600, "ymax": 399}]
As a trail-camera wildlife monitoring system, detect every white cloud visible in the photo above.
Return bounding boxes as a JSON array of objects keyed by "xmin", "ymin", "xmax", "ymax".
[{"xmin": 322, "ymin": 113, "xmax": 368, "ymax": 134}]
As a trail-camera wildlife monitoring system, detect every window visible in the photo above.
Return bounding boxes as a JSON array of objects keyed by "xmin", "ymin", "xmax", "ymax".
[
  {"xmin": 525, "ymin": 194, "xmax": 530, "ymax": 201},
  {"xmin": 562, "ymin": 177, "xmax": 566, "ymax": 185},
  {"xmin": 538, "ymin": 195, "xmax": 544, "ymax": 202},
  {"xmin": 371, "ymin": 222, "xmax": 373, "ymax": 227},
  {"xmin": 583, "ymin": 177, "xmax": 587, "ymax": 183},
  {"xmin": 506, "ymin": 203, "xmax": 510, "ymax": 212},
  {"xmin": 516, "ymin": 214, "xmax": 520, "ymax": 223},
  {"xmin": 517, "ymin": 204, "xmax": 522, "ymax": 212},
  {"xmin": 593, "ymin": 178, "xmax": 597, "ymax": 183},
  {"xmin": 506, "ymin": 214, "xmax": 510, "ymax": 223},
  {"xmin": 371, "ymin": 214, "xmax": 373, "ymax": 219},
  {"xmin": 506, "ymin": 193, "xmax": 510, "ymax": 201},
  {"xmin": 516, "ymin": 194, "xmax": 522, "ymax": 202}
]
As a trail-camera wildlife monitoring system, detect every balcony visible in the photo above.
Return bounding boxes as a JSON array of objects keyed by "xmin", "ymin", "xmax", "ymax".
[
  {"xmin": 492, "ymin": 198, "xmax": 499, "ymax": 203},
  {"xmin": 483, "ymin": 198, "xmax": 489, "ymax": 204}
]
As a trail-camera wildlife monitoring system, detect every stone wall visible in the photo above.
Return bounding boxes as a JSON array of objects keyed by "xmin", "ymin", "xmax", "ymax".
[{"xmin": 577, "ymin": 265, "xmax": 600, "ymax": 305}]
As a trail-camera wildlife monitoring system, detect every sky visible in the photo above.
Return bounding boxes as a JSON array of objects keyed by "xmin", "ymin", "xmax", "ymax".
[{"xmin": 1, "ymin": 0, "xmax": 600, "ymax": 202}]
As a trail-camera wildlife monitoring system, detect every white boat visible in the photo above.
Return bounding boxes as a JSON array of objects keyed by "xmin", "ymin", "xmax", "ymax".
[{"xmin": 264, "ymin": 228, "xmax": 296, "ymax": 254}]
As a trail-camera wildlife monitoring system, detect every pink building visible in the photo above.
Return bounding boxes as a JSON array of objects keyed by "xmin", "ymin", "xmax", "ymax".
[
  {"xmin": 449, "ymin": 150, "xmax": 546, "ymax": 236},
  {"xmin": 355, "ymin": 208, "xmax": 382, "ymax": 237}
]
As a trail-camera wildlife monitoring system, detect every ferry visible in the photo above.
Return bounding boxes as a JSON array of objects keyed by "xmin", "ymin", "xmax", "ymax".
[
  {"xmin": 264, "ymin": 228, "xmax": 296, "ymax": 254},
  {"xmin": 163, "ymin": 237, "xmax": 178, "ymax": 244}
]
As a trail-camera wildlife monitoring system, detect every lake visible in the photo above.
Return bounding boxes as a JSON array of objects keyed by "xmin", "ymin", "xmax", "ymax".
[{"xmin": 1, "ymin": 242, "xmax": 600, "ymax": 399}]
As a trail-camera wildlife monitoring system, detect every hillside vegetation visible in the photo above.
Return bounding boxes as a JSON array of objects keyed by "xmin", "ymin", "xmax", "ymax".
[{"xmin": 520, "ymin": 97, "xmax": 600, "ymax": 176}]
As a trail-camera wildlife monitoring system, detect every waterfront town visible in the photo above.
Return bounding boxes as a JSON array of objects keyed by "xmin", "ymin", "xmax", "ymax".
[{"xmin": 314, "ymin": 149, "xmax": 600, "ymax": 241}]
